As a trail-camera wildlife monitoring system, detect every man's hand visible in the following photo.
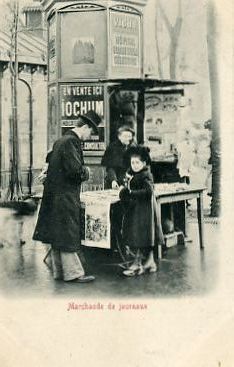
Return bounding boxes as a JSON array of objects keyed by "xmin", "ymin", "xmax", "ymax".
[{"xmin": 81, "ymin": 166, "xmax": 90, "ymax": 182}]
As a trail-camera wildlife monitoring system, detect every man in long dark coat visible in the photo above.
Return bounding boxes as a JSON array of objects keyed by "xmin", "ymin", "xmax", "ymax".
[{"xmin": 33, "ymin": 110, "xmax": 101, "ymax": 283}]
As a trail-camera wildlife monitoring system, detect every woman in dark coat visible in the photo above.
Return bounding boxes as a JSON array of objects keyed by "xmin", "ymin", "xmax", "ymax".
[
  {"xmin": 119, "ymin": 146, "xmax": 164, "ymax": 276},
  {"xmin": 101, "ymin": 125, "xmax": 135, "ymax": 189}
]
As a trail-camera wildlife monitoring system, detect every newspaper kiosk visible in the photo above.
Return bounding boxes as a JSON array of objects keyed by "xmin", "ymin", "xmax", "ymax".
[{"xmin": 41, "ymin": 0, "xmax": 204, "ymax": 260}]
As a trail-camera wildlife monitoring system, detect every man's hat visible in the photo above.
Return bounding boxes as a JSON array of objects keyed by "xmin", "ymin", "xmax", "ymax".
[{"xmin": 80, "ymin": 110, "xmax": 102, "ymax": 134}]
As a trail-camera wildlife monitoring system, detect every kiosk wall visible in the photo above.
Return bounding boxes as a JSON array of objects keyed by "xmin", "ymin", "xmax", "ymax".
[{"xmin": 44, "ymin": 1, "xmax": 144, "ymax": 190}]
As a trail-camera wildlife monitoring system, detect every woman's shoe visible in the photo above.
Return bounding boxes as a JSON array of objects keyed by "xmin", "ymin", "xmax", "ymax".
[
  {"xmin": 143, "ymin": 263, "xmax": 157, "ymax": 273},
  {"xmin": 122, "ymin": 269, "xmax": 136, "ymax": 277},
  {"xmin": 122, "ymin": 263, "xmax": 139, "ymax": 275},
  {"xmin": 128, "ymin": 263, "xmax": 140, "ymax": 271},
  {"xmin": 137, "ymin": 266, "xmax": 145, "ymax": 275},
  {"xmin": 123, "ymin": 265, "xmax": 144, "ymax": 277}
]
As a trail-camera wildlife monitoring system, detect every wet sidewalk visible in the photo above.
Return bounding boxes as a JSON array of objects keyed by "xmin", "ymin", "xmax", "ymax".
[{"xmin": 0, "ymin": 208, "xmax": 219, "ymax": 298}]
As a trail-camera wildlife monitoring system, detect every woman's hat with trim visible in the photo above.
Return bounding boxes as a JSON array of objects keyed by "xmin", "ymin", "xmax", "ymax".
[
  {"xmin": 127, "ymin": 145, "xmax": 151, "ymax": 165},
  {"xmin": 117, "ymin": 125, "xmax": 135, "ymax": 136}
]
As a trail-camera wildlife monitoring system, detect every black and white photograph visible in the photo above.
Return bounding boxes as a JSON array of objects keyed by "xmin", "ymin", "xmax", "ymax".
[
  {"xmin": 72, "ymin": 37, "xmax": 95, "ymax": 64},
  {"xmin": 0, "ymin": 0, "xmax": 232, "ymax": 366}
]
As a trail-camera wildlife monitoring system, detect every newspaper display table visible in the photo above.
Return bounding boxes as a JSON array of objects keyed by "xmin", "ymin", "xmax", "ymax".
[
  {"xmin": 154, "ymin": 183, "xmax": 205, "ymax": 258},
  {"xmin": 80, "ymin": 184, "xmax": 206, "ymax": 258}
]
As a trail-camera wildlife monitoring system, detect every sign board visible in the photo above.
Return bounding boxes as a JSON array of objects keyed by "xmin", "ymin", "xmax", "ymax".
[
  {"xmin": 144, "ymin": 93, "xmax": 181, "ymax": 160},
  {"xmin": 59, "ymin": 84, "xmax": 105, "ymax": 151},
  {"xmin": 109, "ymin": 10, "xmax": 141, "ymax": 77}
]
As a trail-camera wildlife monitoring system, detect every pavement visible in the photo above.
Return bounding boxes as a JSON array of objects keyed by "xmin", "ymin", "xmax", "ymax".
[{"xmin": 0, "ymin": 207, "xmax": 219, "ymax": 299}]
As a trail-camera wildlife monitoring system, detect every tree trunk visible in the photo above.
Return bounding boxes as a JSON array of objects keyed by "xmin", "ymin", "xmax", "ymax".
[
  {"xmin": 158, "ymin": 0, "xmax": 182, "ymax": 80},
  {"xmin": 206, "ymin": 0, "xmax": 221, "ymax": 217},
  {"xmin": 169, "ymin": 37, "xmax": 178, "ymax": 80},
  {"xmin": 155, "ymin": 4, "xmax": 163, "ymax": 78},
  {"xmin": 7, "ymin": 1, "xmax": 23, "ymax": 201}
]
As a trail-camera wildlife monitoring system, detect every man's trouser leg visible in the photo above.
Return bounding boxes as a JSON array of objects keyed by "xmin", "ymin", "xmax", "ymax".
[
  {"xmin": 51, "ymin": 249, "xmax": 85, "ymax": 281},
  {"xmin": 61, "ymin": 251, "xmax": 85, "ymax": 281}
]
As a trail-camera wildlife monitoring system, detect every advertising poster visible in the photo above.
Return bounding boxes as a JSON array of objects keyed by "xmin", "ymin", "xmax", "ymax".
[
  {"xmin": 48, "ymin": 85, "xmax": 58, "ymax": 150},
  {"xmin": 110, "ymin": 10, "xmax": 141, "ymax": 77},
  {"xmin": 60, "ymin": 84, "xmax": 105, "ymax": 150}
]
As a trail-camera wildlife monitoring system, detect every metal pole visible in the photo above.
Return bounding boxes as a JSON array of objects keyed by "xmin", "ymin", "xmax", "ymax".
[
  {"xmin": 18, "ymin": 78, "xmax": 33, "ymax": 195},
  {"xmin": 0, "ymin": 67, "xmax": 2, "ymax": 192}
]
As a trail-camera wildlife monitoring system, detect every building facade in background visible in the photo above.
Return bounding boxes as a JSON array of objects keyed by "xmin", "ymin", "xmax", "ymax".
[{"xmin": 0, "ymin": 1, "xmax": 47, "ymax": 196}]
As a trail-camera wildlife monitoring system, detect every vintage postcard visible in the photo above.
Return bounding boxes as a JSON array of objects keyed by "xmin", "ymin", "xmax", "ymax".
[{"xmin": 0, "ymin": 0, "xmax": 232, "ymax": 366}]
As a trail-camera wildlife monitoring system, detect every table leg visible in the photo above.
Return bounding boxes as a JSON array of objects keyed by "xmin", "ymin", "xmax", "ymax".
[
  {"xmin": 169, "ymin": 204, "xmax": 174, "ymax": 223},
  {"xmin": 197, "ymin": 193, "xmax": 204, "ymax": 249},
  {"xmin": 157, "ymin": 203, "xmax": 162, "ymax": 259},
  {"xmin": 181, "ymin": 201, "xmax": 187, "ymax": 237}
]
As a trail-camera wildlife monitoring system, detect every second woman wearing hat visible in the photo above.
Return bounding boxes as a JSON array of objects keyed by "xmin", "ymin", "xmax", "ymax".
[
  {"xmin": 101, "ymin": 126, "xmax": 135, "ymax": 255},
  {"xmin": 101, "ymin": 125, "xmax": 135, "ymax": 189}
]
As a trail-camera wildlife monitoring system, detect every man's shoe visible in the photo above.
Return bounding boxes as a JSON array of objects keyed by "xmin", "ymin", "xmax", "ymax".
[{"xmin": 76, "ymin": 275, "xmax": 95, "ymax": 283}]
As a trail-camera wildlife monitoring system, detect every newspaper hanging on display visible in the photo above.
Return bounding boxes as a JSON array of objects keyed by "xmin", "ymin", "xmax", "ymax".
[
  {"xmin": 144, "ymin": 93, "xmax": 181, "ymax": 160},
  {"xmin": 80, "ymin": 191, "xmax": 119, "ymax": 249}
]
